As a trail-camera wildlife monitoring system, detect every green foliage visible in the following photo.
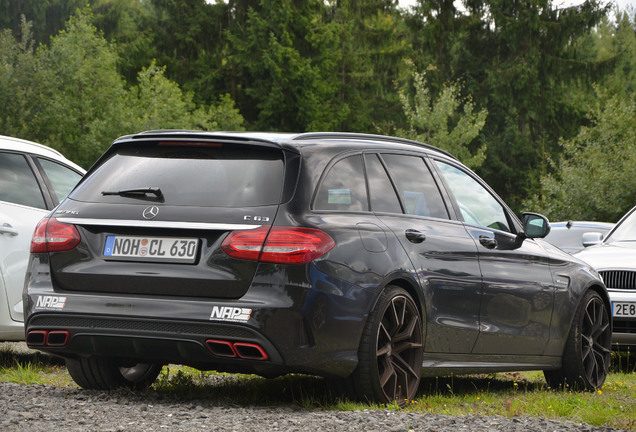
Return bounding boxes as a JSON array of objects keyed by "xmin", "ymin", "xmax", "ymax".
[
  {"xmin": 227, "ymin": 0, "xmax": 344, "ymax": 131},
  {"xmin": 128, "ymin": 62, "xmax": 244, "ymax": 132},
  {"xmin": 397, "ymin": 63, "xmax": 487, "ymax": 169},
  {"xmin": 31, "ymin": 7, "xmax": 130, "ymax": 167},
  {"xmin": 90, "ymin": 0, "xmax": 156, "ymax": 83},
  {"xmin": 1, "ymin": 0, "xmax": 636, "ymax": 216},
  {"xmin": 0, "ymin": 6, "xmax": 245, "ymax": 168},
  {"xmin": 525, "ymin": 93, "xmax": 636, "ymax": 222},
  {"xmin": 128, "ymin": 61, "xmax": 197, "ymax": 131},
  {"xmin": 0, "ymin": 16, "xmax": 37, "ymax": 138},
  {"xmin": 328, "ymin": 0, "xmax": 410, "ymax": 132},
  {"xmin": 0, "ymin": 0, "xmax": 85, "ymax": 45},
  {"xmin": 434, "ymin": 0, "xmax": 611, "ymax": 209},
  {"xmin": 192, "ymin": 93, "xmax": 245, "ymax": 132}
]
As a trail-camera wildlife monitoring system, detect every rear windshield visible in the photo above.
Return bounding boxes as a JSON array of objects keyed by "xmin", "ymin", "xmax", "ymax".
[{"xmin": 70, "ymin": 143, "xmax": 285, "ymax": 207}]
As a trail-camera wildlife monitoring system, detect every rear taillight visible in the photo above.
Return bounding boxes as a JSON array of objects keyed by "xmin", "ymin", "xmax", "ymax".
[
  {"xmin": 221, "ymin": 226, "xmax": 334, "ymax": 264},
  {"xmin": 30, "ymin": 218, "xmax": 81, "ymax": 253}
]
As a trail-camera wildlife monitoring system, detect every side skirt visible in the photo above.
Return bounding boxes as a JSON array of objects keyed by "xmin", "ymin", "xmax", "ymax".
[{"xmin": 420, "ymin": 353, "xmax": 561, "ymax": 377}]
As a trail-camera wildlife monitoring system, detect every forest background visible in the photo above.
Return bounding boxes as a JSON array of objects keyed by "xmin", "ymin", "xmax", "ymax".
[{"xmin": 0, "ymin": 0, "xmax": 634, "ymax": 222}]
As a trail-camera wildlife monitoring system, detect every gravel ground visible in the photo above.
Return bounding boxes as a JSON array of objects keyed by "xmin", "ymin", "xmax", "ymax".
[{"xmin": 0, "ymin": 343, "xmax": 627, "ymax": 432}]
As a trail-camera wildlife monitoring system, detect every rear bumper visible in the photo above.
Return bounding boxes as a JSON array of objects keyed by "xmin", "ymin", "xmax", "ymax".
[
  {"xmin": 23, "ymin": 277, "xmax": 374, "ymax": 378},
  {"xmin": 25, "ymin": 312, "xmax": 290, "ymax": 374},
  {"xmin": 23, "ymin": 255, "xmax": 378, "ymax": 377}
]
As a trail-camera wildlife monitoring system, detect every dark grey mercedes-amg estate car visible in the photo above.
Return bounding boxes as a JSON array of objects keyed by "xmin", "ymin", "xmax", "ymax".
[{"xmin": 23, "ymin": 131, "xmax": 612, "ymax": 404}]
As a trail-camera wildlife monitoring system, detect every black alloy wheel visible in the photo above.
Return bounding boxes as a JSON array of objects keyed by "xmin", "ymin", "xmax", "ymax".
[
  {"xmin": 544, "ymin": 290, "xmax": 611, "ymax": 390},
  {"xmin": 578, "ymin": 292, "xmax": 612, "ymax": 388}
]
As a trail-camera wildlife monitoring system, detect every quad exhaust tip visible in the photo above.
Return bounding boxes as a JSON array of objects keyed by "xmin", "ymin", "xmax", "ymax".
[
  {"xmin": 206, "ymin": 339, "xmax": 269, "ymax": 361},
  {"xmin": 26, "ymin": 330, "xmax": 70, "ymax": 347}
]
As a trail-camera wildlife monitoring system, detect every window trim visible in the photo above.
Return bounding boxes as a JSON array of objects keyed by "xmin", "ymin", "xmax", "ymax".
[
  {"xmin": 429, "ymin": 156, "xmax": 523, "ymax": 234},
  {"xmin": 31, "ymin": 155, "xmax": 84, "ymax": 207},
  {"xmin": 311, "ymin": 151, "xmax": 371, "ymax": 213},
  {"xmin": 0, "ymin": 150, "xmax": 53, "ymax": 210},
  {"xmin": 372, "ymin": 151, "xmax": 452, "ymax": 220},
  {"xmin": 363, "ymin": 152, "xmax": 404, "ymax": 215}
]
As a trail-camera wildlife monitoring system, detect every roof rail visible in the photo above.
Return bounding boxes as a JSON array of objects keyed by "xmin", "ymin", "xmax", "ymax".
[{"xmin": 291, "ymin": 132, "xmax": 456, "ymax": 160}]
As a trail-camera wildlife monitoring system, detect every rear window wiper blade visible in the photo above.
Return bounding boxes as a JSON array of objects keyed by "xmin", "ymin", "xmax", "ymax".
[{"xmin": 102, "ymin": 187, "xmax": 164, "ymax": 199}]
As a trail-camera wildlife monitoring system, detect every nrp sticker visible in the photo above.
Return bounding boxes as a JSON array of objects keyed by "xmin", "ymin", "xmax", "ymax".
[
  {"xmin": 35, "ymin": 296, "xmax": 67, "ymax": 310},
  {"xmin": 210, "ymin": 306, "xmax": 252, "ymax": 322}
]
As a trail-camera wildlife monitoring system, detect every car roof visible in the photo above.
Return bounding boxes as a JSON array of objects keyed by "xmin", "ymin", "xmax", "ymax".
[
  {"xmin": 0, "ymin": 135, "xmax": 85, "ymax": 172},
  {"xmin": 113, "ymin": 130, "xmax": 457, "ymax": 160}
]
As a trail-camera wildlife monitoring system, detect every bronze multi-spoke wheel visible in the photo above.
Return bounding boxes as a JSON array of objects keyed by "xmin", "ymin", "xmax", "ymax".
[
  {"xmin": 341, "ymin": 286, "xmax": 423, "ymax": 405},
  {"xmin": 544, "ymin": 290, "xmax": 611, "ymax": 390}
]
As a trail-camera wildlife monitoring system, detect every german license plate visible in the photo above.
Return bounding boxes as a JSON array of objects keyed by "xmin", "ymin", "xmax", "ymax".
[
  {"xmin": 612, "ymin": 302, "xmax": 636, "ymax": 318},
  {"xmin": 103, "ymin": 235, "xmax": 198, "ymax": 263}
]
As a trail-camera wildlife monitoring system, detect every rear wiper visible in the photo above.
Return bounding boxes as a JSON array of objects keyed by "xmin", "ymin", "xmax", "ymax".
[{"xmin": 102, "ymin": 187, "xmax": 164, "ymax": 199}]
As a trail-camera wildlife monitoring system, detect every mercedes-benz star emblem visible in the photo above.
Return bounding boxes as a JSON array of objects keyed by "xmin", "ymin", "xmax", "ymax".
[{"xmin": 142, "ymin": 206, "xmax": 159, "ymax": 219}]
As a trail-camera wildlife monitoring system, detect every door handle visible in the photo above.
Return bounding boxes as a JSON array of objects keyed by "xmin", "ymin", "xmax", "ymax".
[
  {"xmin": 479, "ymin": 235, "xmax": 497, "ymax": 249},
  {"xmin": 0, "ymin": 223, "xmax": 18, "ymax": 236},
  {"xmin": 405, "ymin": 229, "xmax": 426, "ymax": 243}
]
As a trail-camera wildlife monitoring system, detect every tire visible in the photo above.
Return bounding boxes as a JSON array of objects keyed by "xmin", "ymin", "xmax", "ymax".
[
  {"xmin": 66, "ymin": 357, "xmax": 162, "ymax": 390},
  {"xmin": 544, "ymin": 290, "xmax": 611, "ymax": 391},
  {"xmin": 338, "ymin": 286, "xmax": 423, "ymax": 406}
]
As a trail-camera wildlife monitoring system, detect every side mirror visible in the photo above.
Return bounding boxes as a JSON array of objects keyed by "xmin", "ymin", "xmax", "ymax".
[
  {"xmin": 582, "ymin": 232, "xmax": 603, "ymax": 247},
  {"xmin": 521, "ymin": 212, "xmax": 550, "ymax": 239}
]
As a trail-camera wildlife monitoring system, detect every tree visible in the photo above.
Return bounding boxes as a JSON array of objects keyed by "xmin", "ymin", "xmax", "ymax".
[
  {"xmin": 581, "ymin": 12, "xmax": 636, "ymax": 98},
  {"xmin": 406, "ymin": 0, "xmax": 611, "ymax": 210},
  {"xmin": 127, "ymin": 61, "xmax": 244, "ymax": 132},
  {"xmin": 226, "ymin": 0, "xmax": 345, "ymax": 131},
  {"xmin": 31, "ymin": 7, "xmax": 130, "ymax": 167},
  {"xmin": 524, "ymin": 93, "xmax": 636, "ymax": 222},
  {"xmin": 138, "ymin": 0, "xmax": 230, "ymax": 104},
  {"xmin": 0, "ymin": 0, "xmax": 84, "ymax": 45},
  {"xmin": 90, "ymin": 0, "xmax": 156, "ymax": 83},
  {"xmin": 396, "ymin": 63, "xmax": 487, "ymax": 169},
  {"xmin": 0, "ymin": 7, "xmax": 245, "ymax": 169},
  {"xmin": 327, "ymin": 0, "xmax": 411, "ymax": 132},
  {"xmin": 0, "ymin": 16, "xmax": 38, "ymax": 138}
]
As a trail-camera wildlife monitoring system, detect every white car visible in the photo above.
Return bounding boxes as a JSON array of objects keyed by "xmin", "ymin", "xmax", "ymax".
[
  {"xmin": 0, "ymin": 135, "xmax": 85, "ymax": 340},
  {"xmin": 575, "ymin": 205, "xmax": 636, "ymax": 350}
]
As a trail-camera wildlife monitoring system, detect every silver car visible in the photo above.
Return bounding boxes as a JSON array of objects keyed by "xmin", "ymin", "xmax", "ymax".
[
  {"xmin": 575, "ymin": 206, "xmax": 636, "ymax": 349},
  {"xmin": 545, "ymin": 221, "xmax": 614, "ymax": 254}
]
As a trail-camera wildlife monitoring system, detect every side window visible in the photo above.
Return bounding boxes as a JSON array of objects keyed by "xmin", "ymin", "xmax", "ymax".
[
  {"xmin": 314, "ymin": 154, "xmax": 368, "ymax": 211},
  {"xmin": 435, "ymin": 160, "xmax": 511, "ymax": 232},
  {"xmin": 38, "ymin": 158, "xmax": 83, "ymax": 203},
  {"xmin": 0, "ymin": 152, "xmax": 46, "ymax": 209},
  {"xmin": 381, "ymin": 154, "xmax": 449, "ymax": 219},
  {"xmin": 364, "ymin": 154, "xmax": 402, "ymax": 213}
]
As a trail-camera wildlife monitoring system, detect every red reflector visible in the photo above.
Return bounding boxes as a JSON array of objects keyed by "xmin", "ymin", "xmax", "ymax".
[
  {"xmin": 30, "ymin": 218, "xmax": 81, "ymax": 253},
  {"xmin": 221, "ymin": 227, "xmax": 334, "ymax": 265}
]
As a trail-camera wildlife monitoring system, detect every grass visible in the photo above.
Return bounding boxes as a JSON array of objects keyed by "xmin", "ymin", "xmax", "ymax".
[
  {"xmin": 0, "ymin": 345, "xmax": 68, "ymax": 386},
  {"xmin": 1, "ymin": 345, "xmax": 634, "ymax": 430}
]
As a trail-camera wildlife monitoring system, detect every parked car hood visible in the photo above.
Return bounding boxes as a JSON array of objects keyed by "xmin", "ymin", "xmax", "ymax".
[{"xmin": 574, "ymin": 242, "xmax": 636, "ymax": 270}]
